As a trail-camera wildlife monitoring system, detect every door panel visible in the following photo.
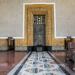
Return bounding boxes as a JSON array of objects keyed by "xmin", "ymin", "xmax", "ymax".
[{"xmin": 33, "ymin": 15, "xmax": 45, "ymax": 51}]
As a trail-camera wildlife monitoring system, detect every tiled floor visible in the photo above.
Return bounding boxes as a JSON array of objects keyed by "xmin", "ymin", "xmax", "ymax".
[
  {"xmin": 0, "ymin": 51, "xmax": 74, "ymax": 75},
  {"xmin": 17, "ymin": 52, "xmax": 67, "ymax": 75},
  {"xmin": 0, "ymin": 51, "xmax": 27, "ymax": 75},
  {"xmin": 8, "ymin": 51, "xmax": 72, "ymax": 75}
]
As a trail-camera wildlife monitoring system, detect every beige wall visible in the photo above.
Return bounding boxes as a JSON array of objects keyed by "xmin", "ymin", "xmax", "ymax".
[
  {"xmin": 0, "ymin": 0, "xmax": 23, "ymax": 37},
  {"xmin": 0, "ymin": 0, "xmax": 75, "ymax": 50}
]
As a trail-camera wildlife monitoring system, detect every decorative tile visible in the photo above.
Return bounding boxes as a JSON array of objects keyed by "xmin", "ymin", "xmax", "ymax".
[{"xmin": 18, "ymin": 52, "xmax": 66, "ymax": 75}]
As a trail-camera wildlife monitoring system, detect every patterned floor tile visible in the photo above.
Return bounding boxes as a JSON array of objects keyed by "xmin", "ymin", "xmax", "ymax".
[{"xmin": 18, "ymin": 52, "xmax": 67, "ymax": 75}]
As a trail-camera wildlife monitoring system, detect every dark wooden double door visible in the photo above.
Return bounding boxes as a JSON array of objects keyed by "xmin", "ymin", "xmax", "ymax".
[{"xmin": 33, "ymin": 15, "xmax": 45, "ymax": 51}]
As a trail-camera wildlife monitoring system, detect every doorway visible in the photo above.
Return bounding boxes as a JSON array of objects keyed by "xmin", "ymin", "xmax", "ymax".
[
  {"xmin": 33, "ymin": 15, "xmax": 45, "ymax": 51},
  {"xmin": 25, "ymin": 4, "xmax": 54, "ymax": 51}
]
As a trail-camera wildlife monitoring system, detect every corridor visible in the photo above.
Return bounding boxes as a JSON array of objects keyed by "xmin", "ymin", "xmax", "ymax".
[{"xmin": 8, "ymin": 52, "xmax": 70, "ymax": 75}]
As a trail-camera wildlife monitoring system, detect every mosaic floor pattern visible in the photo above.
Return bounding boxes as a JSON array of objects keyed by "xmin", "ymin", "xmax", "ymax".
[{"xmin": 18, "ymin": 52, "xmax": 66, "ymax": 75}]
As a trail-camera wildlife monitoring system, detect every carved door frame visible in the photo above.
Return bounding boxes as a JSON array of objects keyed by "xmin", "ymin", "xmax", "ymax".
[{"xmin": 25, "ymin": 4, "xmax": 54, "ymax": 46}]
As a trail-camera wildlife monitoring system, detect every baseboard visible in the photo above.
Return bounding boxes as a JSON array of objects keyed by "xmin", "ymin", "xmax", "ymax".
[
  {"xmin": 15, "ymin": 46, "xmax": 27, "ymax": 51},
  {"xmin": 52, "ymin": 46, "xmax": 65, "ymax": 51},
  {"xmin": 27, "ymin": 46, "xmax": 52, "ymax": 51},
  {"xmin": 0, "ymin": 46, "xmax": 8, "ymax": 51},
  {"xmin": 0, "ymin": 46, "xmax": 65, "ymax": 51},
  {"xmin": 0, "ymin": 46, "xmax": 27, "ymax": 51}
]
